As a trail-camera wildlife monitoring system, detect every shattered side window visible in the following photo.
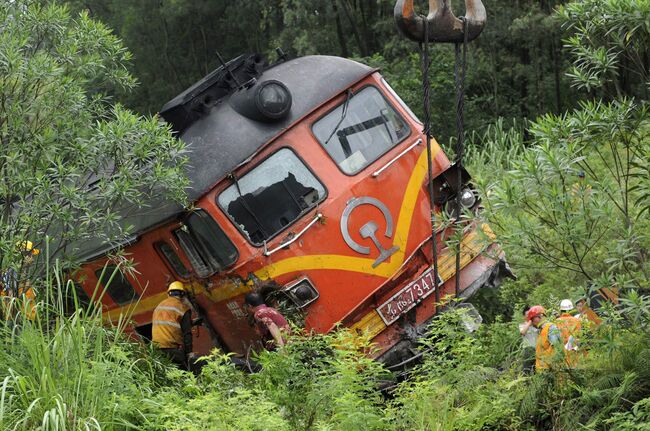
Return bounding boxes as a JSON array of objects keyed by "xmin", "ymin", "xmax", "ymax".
[
  {"xmin": 217, "ymin": 148, "xmax": 326, "ymax": 246},
  {"xmin": 312, "ymin": 85, "xmax": 410, "ymax": 175}
]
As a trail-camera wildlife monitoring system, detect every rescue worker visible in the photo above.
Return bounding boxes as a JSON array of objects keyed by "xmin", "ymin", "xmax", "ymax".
[
  {"xmin": 556, "ymin": 299, "xmax": 582, "ymax": 367},
  {"xmin": 244, "ymin": 291, "xmax": 290, "ymax": 350},
  {"xmin": 1, "ymin": 240, "xmax": 39, "ymax": 321},
  {"xmin": 527, "ymin": 305, "xmax": 561, "ymax": 372},
  {"xmin": 519, "ymin": 305, "xmax": 539, "ymax": 374},
  {"xmin": 152, "ymin": 281, "xmax": 198, "ymax": 370}
]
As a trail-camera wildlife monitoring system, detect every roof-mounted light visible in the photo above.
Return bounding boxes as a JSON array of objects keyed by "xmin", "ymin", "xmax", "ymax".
[{"xmin": 229, "ymin": 79, "xmax": 292, "ymax": 122}]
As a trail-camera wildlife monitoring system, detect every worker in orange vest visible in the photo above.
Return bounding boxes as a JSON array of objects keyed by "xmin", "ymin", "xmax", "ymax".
[
  {"xmin": 527, "ymin": 305, "xmax": 561, "ymax": 372},
  {"xmin": 1, "ymin": 240, "xmax": 39, "ymax": 321},
  {"xmin": 152, "ymin": 281, "xmax": 200, "ymax": 370},
  {"xmin": 556, "ymin": 299, "xmax": 582, "ymax": 367}
]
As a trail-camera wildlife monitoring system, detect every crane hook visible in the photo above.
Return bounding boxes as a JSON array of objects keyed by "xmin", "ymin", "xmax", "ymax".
[{"xmin": 394, "ymin": 0, "xmax": 486, "ymax": 43}]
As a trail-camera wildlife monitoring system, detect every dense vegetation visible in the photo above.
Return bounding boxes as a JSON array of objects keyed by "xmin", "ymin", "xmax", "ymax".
[
  {"xmin": 0, "ymin": 1, "xmax": 188, "ymax": 278},
  {"xmin": 0, "ymin": 0, "xmax": 649, "ymax": 430}
]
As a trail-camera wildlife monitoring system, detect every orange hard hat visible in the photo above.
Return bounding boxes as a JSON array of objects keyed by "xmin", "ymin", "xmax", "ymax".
[{"xmin": 526, "ymin": 305, "xmax": 546, "ymax": 321}]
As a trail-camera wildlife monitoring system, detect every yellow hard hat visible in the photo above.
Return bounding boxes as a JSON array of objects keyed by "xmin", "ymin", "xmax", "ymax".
[
  {"xmin": 167, "ymin": 281, "xmax": 185, "ymax": 293},
  {"xmin": 16, "ymin": 240, "xmax": 39, "ymax": 255}
]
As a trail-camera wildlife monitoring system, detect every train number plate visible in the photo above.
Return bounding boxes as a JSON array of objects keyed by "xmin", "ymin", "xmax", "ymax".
[{"xmin": 376, "ymin": 268, "xmax": 442, "ymax": 325}]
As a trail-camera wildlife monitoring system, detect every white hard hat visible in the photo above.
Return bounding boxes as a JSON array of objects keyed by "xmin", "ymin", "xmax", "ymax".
[{"xmin": 560, "ymin": 299, "xmax": 574, "ymax": 311}]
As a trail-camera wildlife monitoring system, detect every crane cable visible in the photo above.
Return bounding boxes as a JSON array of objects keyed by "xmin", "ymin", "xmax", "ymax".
[
  {"xmin": 419, "ymin": 18, "xmax": 441, "ymax": 312},
  {"xmin": 419, "ymin": 18, "xmax": 469, "ymax": 306},
  {"xmin": 454, "ymin": 18, "xmax": 469, "ymax": 298}
]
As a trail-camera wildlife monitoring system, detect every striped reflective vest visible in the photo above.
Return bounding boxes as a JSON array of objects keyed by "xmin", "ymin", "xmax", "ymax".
[
  {"xmin": 152, "ymin": 296, "xmax": 191, "ymax": 349},
  {"xmin": 556, "ymin": 313, "xmax": 582, "ymax": 367}
]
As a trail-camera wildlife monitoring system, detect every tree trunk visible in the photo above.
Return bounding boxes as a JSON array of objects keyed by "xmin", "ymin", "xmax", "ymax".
[
  {"xmin": 332, "ymin": 0, "xmax": 349, "ymax": 57},
  {"xmin": 338, "ymin": 0, "xmax": 367, "ymax": 57}
]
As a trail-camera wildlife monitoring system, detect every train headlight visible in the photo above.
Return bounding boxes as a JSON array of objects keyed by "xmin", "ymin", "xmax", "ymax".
[
  {"xmin": 256, "ymin": 81, "xmax": 292, "ymax": 119},
  {"xmin": 459, "ymin": 188, "xmax": 477, "ymax": 208},
  {"xmin": 285, "ymin": 278, "xmax": 319, "ymax": 308}
]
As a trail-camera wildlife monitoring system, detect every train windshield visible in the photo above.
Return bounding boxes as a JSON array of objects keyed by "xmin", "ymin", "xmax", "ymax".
[
  {"xmin": 312, "ymin": 86, "xmax": 410, "ymax": 174},
  {"xmin": 218, "ymin": 148, "xmax": 326, "ymax": 245},
  {"xmin": 174, "ymin": 210, "xmax": 238, "ymax": 277}
]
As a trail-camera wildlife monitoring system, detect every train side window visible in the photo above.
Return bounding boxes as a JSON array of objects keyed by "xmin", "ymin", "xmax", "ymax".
[
  {"xmin": 95, "ymin": 266, "xmax": 139, "ymax": 305},
  {"xmin": 174, "ymin": 209, "xmax": 238, "ymax": 277},
  {"xmin": 312, "ymin": 86, "xmax": 410, "ymax": 175},
  {"xmin": 155, "ymin": 241, "xmax": 190, "ymax": 279},
  {"xmin": 217, "ymin": 148, "xmax": 326, "ymax": 245}
]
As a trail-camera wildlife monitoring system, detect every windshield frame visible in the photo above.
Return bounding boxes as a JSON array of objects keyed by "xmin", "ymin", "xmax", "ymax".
[
  {"xmin": 217, "ymin": 146, "xmax": 328, "ymax": 247},
  {"xmin": 310, "ymin": 84, "xmax": 412, "ymax": 176}
]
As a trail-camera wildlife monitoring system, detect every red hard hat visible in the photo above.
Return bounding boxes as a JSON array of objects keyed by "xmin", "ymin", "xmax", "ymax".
[{"xmin": 526, "ymin": 305, "xmax": 546, "ymax": 321}]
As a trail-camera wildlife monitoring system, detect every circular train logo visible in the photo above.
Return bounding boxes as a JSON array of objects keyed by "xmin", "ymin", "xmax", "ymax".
[{"xmin": 340, "ymin": 196, "xmax": 400, "ymax": 268}]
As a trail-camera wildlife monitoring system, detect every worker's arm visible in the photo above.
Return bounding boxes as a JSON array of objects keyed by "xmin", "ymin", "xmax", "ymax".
[
  {"xmin": 180, "ymin": 310, "xmax": 193, "ymax": 353},
  {"xmin": 548, "ymin": 324, "xmax": 561, "ymax": 345},
  {"xmin": 266, "ymin": 321, "xmax": 285, "ymax": 348},
  {"xmin": 519, "ymin": 320, "xmax": 532, "ymax": 335}
]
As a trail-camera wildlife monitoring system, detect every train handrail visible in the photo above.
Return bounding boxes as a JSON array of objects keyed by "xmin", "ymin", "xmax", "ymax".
[
  {"xmin": 372, "ymin": 138, "xmax": 422, "ymax": 178},
  {"xmin": 263, "ymin": 212, "xmax": 323, "ymax": 257}
]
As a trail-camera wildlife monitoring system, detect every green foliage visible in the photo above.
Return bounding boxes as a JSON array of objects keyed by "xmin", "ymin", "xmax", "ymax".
[
  {"xmin": 558, "ymin": 0, "xmax": 650, "ymax": 99},
  {"xmin": 389, "ymin": 308, "xmax": 526, "ymax": 431},
  {"xmin": 604, "ymin": 397, "xmax": 650, "ymax": 430},
  {"xmin": 485, "ymin": 100, "xmax": 649, "ymax": 289},
  {"xmin": 137, "ymin": 356, "xmax": 290, "ymax": 431},
  {"xmin": 253, "ymin": 330, "xmax": 389, "ymax": 431},
  {"xmin": 0, "ymin": 0, "xmax": 188, "ymax": 277}
]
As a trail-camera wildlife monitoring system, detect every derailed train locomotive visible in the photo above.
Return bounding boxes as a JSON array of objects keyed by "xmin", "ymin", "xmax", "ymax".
[{"xmin": 73, "ymin": 53, "xmax": 510, "ymax": 366}]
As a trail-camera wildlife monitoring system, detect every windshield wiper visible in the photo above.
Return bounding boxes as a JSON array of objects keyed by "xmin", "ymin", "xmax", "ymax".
[{"xmin": 323, "ymin": 89, "xmax": 354, "ymax": 147}]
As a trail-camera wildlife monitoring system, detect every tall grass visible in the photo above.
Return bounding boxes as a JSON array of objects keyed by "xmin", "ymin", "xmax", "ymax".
[
  {"xmin": 1, "ymin": 255, "xmax": 648, "ymax": 430},
  {"xmin": 465, "ymin": 118, "xmax": 527, "ymax": 176},
  {"xmin": 0, "ymin": 261, "xmax": 168, "ymax": 431}
]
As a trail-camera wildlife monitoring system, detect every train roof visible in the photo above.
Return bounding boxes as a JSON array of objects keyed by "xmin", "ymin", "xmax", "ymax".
[{"xmin": 72, "ymin": 55, "xmax": 374, "ymax": 261}]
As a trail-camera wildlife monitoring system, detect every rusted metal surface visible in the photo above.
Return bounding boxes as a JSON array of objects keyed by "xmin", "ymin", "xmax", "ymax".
[{"xmin": 394, "ymin": 0, "xmax": 486, "ymax": 43}]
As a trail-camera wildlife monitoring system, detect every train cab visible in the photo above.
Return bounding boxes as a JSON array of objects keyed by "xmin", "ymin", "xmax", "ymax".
[{"xmin": 73, "ymin": 53, "xmax": 510, "ymax": 365}]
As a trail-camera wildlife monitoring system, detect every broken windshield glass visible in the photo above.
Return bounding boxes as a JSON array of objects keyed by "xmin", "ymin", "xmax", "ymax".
[
  {"xmin": 312, "ymin": 86, "xmax": 410, "ymax": 174},
  {"xmin": 218, "ymin": 148, "xmax": 326, "ymax": 246}
]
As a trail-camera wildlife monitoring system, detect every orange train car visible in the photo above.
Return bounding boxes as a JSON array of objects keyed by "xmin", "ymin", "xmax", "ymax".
[{"xmin": 73, "ymin": 54, "xmax": 511, "ymax": 366}]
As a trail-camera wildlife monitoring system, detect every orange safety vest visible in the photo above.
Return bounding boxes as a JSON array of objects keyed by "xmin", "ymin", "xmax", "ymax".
[
  {"xmin": 556, "ymin": 314, "xmax": 581, "ymax": 342},
  {"xmin": 556, "ymin": 313, "xmax": 582, "ymax": 367},
  {"xmin": 152, "ymin": 296, "xmax": 191, "ymax": 349},
  {"xmin": 536, "ymin": 322, "xmax": 557, "ymax": 371}
]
